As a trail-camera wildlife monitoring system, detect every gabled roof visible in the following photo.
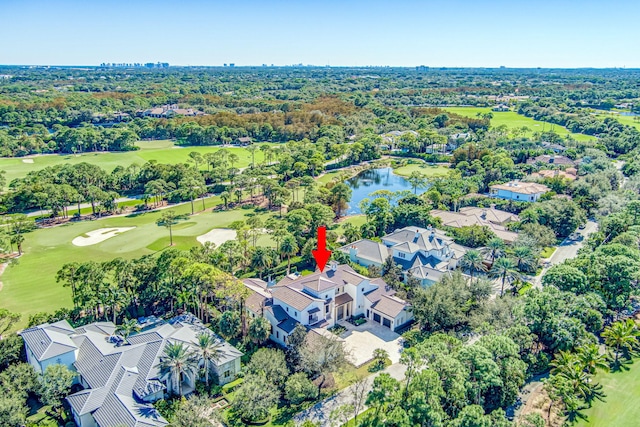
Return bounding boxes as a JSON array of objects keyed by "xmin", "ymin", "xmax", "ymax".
[
  {"xmin": 393, "ymin": 241, "xmax": 421, "ymax": 253},
  {"xmin": 338, "ymin": 239, "xmax": 390, "ymax": 265},
  {"xmin": 383, "ymin": 226, "xmax": 454, "ymax": 253},
  {"xmin": 57, "ymin": 315, "xmax": 242, "ymax": 427},
  {"xmin": 19, "ymin": 320, "xmax": 77, "ymax": 362}
]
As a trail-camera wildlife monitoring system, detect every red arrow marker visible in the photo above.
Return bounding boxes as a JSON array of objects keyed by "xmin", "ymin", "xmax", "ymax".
[{"xmin": 312, "ymin": 226, "xmax": 332, "ymax": 272}]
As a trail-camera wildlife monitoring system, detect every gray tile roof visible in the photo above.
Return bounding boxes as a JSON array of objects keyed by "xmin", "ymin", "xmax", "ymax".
[
  {"xmin": 19, "ymin": 320, "xmax": 77, "ymax": 362},
  {"xmin": 338, "ymin": 239, "xmax": 390, "ymax": 265},
  {"xmin": 278, "ymin": 317, "xmax": 300, "ymax": 334},
  {"xmin": 43, "ymin": 315, "xmax": 243, "ymax": 427},
  {"xmin": 271, "ymin": 286, "xmax": 318, "ymax": 311}
]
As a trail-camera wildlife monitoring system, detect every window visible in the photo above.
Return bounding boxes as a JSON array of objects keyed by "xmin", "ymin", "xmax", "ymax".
[
  {"xmin": 294, "ymin": 311, "xmax": 297, "ymax": 317},
  {"xmin": 361, "ymin": 288, "xmax": 364, "ymax": 292},
  {"xmin": 276, "ymin": 331, "xmax": 279, "ymax": 339},
  {"xmin": 286, "ymin": 307, "xmax": 289, "ymax": 312},
  {"xmin": 326, "ymin": 305, "xmax": 330, "ymax": 313},
  {"xmin": 224, "ymin": 370, "xmax": 231, "ymax": 378},
  {"xmin": 398, "ymin": 252, "xmax": 406, "ymax": 259}
]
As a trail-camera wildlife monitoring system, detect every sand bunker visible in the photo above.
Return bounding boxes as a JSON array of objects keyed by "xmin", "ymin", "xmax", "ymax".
[
  {"xmin": 197, "ymin": 228, "xmax": 237, "ymax": 247},
  {"xmin": 72, "ymin": 227, "xmax": 135, "ymax": 247},
  {"xmin": 22, "ymin": 158, "xmax": 34, "ymax": 163}
]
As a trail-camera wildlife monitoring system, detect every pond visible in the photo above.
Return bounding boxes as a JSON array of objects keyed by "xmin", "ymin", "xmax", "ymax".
[{"xmin": 344, "ymin": 167, "xmax": 427, "ymax": 215}]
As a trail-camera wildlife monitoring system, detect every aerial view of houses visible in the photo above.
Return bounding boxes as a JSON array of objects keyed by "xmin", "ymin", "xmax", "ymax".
[{"xmin": 1, "ymin": 2, "xmax": 640, "ymax": 427}]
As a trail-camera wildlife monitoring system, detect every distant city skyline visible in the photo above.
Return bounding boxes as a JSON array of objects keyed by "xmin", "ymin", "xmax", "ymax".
[{"xmin": 2, "ymin": 0, "xmax": 639, "ymax": 68}]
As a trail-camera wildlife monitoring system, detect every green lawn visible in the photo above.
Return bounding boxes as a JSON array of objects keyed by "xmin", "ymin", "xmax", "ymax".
[
  {"xmin": 392, "ymin": 162, "xmax": 450, "ymax": 177},
  {"xmin": 0, "ymin": 199, "xmax": 273, "ymax": 329},
  {"xmin": 540, "ymin": 246, "xmax": 556, "ymax": 258},
  {"xmin": 317, "ymin": 170, "xmax": 343, "ymax": 184},
  {"xmin": 0, "ymin": 140, "xmax": 277, "ymax": 186},
  {"xmin": 574, "ymin": 360, "xmax": 640, "ymax": 427},
  {"xmin": 444, "ymin": 107, "xmax": 595, "ymax": 142}
]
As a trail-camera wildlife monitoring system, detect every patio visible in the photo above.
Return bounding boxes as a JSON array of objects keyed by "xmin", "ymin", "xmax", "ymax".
[{"xmin": 338, "ymin": 319, "xmax": 404, "ymax": 366}]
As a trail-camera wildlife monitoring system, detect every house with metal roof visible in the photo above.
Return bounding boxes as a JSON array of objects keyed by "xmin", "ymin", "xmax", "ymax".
[
  {"xmin": 20, "ymin": 315, "xmax": 242, "ymax": 427},
  {"xmin": 339, "ymin": 226, "xmax": 468, "ymax": 286},
  {"xmin": 242, "ymin": 263, "xmax": 413, "ymax": 346}
]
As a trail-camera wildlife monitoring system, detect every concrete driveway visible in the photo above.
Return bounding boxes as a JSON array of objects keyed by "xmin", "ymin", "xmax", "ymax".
[
  {"xmin": 531, "ymin": 219, "xmax": 598, "ymax": 288},
  {"xmin": 339, "ymin": 321, "xmax": 404, "ymax": 366}
]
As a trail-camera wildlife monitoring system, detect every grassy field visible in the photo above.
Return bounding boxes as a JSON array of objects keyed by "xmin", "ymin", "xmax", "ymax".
[
  {"xmin": 444, "ymin": 107, "xmax": 595, "ymax": 142},
  {"xmin": 0, "ymin": 198, "xmax": 273, "ymax": 329},
  {"xmin": 574, "ymin": 360, "xmax": 640, "ymax": 427},
  {"xmin": 393, "ymin": 162, "xmax": 450, "ymax": 177},
  {"xmin": 0, "ymin": 140, "xmax": 276, "ymax": 185}
]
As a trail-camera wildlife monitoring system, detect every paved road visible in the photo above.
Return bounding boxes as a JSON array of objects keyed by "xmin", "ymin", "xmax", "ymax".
[
  {"xmin": 531, "ymin": 219, "xmax": 598, "ymax": 288},
  {"xmin": 294, "ymin": 363, "xmax": 407, "ymax": 426}
]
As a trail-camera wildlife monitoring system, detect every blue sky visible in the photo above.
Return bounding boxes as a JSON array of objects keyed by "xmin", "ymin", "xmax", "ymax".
[{"xmin": 1, "ymin": 0, "xmax": 638, "ymax": 67}]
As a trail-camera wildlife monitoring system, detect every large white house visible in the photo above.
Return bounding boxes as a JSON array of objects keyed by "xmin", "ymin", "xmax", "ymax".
[
  {"xmin": 490, "ymin": 181, "xmax": 550, "ymax": 202},
  {"xmin": 20, "ymin": 315, "xmax": 242, "ymax": 427},
  {"xmin": 339, "ymin": 226, "xmax": 468, "ymax": 286},
  {"xmin": 243, "ymin": 263, "xmax": 413, "ymax": 347}
]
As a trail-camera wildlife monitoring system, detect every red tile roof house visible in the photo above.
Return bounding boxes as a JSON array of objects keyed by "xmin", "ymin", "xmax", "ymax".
[{"xmin": 242, "ymin": 263, "xmax": 413, "ymax": 347}]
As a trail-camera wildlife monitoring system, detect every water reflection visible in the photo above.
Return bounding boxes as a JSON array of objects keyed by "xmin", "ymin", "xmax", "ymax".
[{"xmin": 344, "ymin": 167, "xmax": 426, "ymax": 215}]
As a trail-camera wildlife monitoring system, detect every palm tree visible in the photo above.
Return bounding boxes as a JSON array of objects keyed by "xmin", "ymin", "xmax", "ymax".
[
  {"xmin": 577, "ymin": 343, "xmax": 610, "ymax": 375},
  {"xmin": 156, "ymin": 210, "xmax": 180, "ymax": 246},
  {"xmin": 116, "ymin": 319, "xmax": 140, "ymax": 344},
  {"xmin": 330, "ymin": 183, "xmax": 352, "ymax": 218},
  {"xmin": 220, "ymin": 191, "xmax": 231, "ymax": 209},
  {"xmin": 482, "ymin": 237, "xmax": 505, "ymax": 264},
  {"xmin": 158, "ymin": 342, "xmax": 199, "ymax": 396},
  {"xmin": 407, "ymin": 171, "xmax": 426, "ymax": 194},
  {"xmin": 193, "ymin": 333, "xmax": 225, "ymax": 387},
  {"xmin": 460, "ymin": 250, "xmax": 486, "ymax": 279},
  {"xmin": 556, "ymin": 363, "xmax": 596, "ymax": 402},
  {"xmin": 513, "ymin": 245, "xmax": 537, "ymax": 272},
  {"xmin": 602, "ymin": 319, "xmax": 640, "ymax": 365},
  {"xmin": 489, "ymin": 256, "xmax": 520, "ymax": 297},
  {"xmin": 550, "ymin": 350, "xmax": 579, "ymax": 375},
  {"xmin": 280, "ymin": 234, "xmax": 299, "ymax": 274}
]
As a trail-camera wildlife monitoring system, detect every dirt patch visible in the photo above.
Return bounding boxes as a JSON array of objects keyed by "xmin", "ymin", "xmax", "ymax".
[
  {"xmin": 517, "ymin": 381, "xmax": 564, "ymax": 427},
  {"xmin": 196, "ymin": 228, "xmax": 237, "ymax": 247},
  {"xmin": 22, "ymin": 158, "xmax": 34, "ymax": 164},
  {"xmin": 72, "ymin": 227, "xmax": 135, "ymax": 246}
]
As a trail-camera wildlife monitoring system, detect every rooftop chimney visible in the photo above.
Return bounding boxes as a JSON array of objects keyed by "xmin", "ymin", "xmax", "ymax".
[{"xmin": 330, "ymin": 261, "xmax": 338, "ymax": 272}]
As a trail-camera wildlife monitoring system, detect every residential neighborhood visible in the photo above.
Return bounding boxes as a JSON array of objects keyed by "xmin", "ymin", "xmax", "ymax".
[{"xmin": 2, "ymin": 6, "xmax": 640, "ymax": 426}]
